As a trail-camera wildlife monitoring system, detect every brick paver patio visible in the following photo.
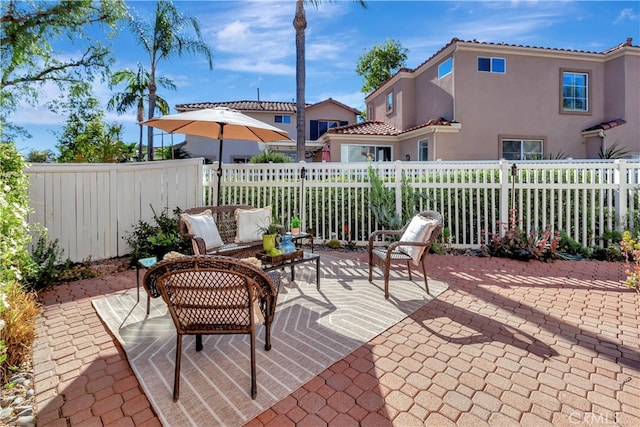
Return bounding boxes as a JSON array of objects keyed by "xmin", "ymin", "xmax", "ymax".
[{"xmin": 33, "ymin": 252, "xmax": 639, "ymax": 426}]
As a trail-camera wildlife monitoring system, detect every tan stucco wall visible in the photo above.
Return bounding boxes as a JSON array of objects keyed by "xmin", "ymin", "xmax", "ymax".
[{"xmin": 361, "ymin": 42, "xmax": 639, "ymax": 162}]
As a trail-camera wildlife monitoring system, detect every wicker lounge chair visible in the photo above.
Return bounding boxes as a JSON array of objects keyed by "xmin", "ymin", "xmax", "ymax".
[
  {"xmin": 368, "ymin": 210, "xmax": 443, "ymax": 299},
  {"xmin": 143, "ymin": 255, "xmax": 281, "ymax": 401}
]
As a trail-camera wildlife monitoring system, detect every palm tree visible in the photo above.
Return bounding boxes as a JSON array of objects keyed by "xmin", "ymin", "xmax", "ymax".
[
  {"xmin": 293, "ymin": 0, "xmax": 366, "ymax": 162},
  {"xmin": 127, "ymin": 1, "xmax": 213, "ymax": 160},
  {"xmin": 107, "ymin": 64, "xmax": 175, "ymax": 161}
]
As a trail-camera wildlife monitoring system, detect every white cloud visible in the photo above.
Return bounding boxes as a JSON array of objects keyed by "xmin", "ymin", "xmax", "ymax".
[{"xmin": 614, "ymin": 8, "xmax": 639, "ymax": 24}]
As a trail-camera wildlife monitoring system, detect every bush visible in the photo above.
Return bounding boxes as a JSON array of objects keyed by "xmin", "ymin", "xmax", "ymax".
[
  {"xmin": 481, "ymin": 209, "xmax": 560, "ymax": 262},
  {"xmin": 249, "ymin": 151, "xmax": 293, "ymax": 163},
  {"xmin": 124, "ymin": 206, "xmax": 191, "ymax": 261},
  {"xmin": 0, "ymin": 281, "xmax": 41, "ymax": 382}
]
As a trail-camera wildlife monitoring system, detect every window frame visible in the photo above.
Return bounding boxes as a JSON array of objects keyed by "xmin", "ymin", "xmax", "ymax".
[
  {"xmin": 477, "ymin": 56, "xmax": 506, "ymax": 74},
  {"xmin": 560, "ymin": 68, "xmax": 591, "ymax": 115},
  {"xmin": 386, "ymin": 91, "xmax": 394, "ymax": 114},
  {"xmin": 438, "ymin": 57, "xmax": 453, "ymax": 79},
  {"xmin": 418, "ymin": 138, "xmax": 429, "ymax": 161},
  {"xmin": 274, "ymin": 115, "xmax": 291, "ymax": 124},
  {"xmin": 500, "ymin": 137, "xmax": 544, "ymax": 160},
  {"xmin": 341, "ymin": 144, "xmax": 393, "ymax": 163}
]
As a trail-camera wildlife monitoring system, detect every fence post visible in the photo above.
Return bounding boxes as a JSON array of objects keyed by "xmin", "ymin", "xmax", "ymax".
[
  {"xmin": 499, "ymin": 160, "xmax": 511, "ymax": 233},
  {"xmin": 395, "ymin": 160, "xmax": 403, "ymax": 218},
  {"xmin": 615, "ymin": 159, "xmax": 627, "ymax": 230}
]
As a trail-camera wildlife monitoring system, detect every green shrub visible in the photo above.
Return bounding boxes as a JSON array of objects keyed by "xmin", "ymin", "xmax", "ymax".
[
  {"xmin": 124, "ymin": 206, "xmax": 190, "ymax": 261},
  {"xmin": 249, "ymin": 151, "xmax": 293, "ymax": 163},
  {"xmin": 481, "ymin": 209, "xmax": 560, "ymax": 262}
]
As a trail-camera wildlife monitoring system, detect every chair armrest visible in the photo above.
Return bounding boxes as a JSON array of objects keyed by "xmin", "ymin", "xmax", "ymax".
[{"xmin": 368, "ymin": 229, "xmax": 404, "ymax": 253}]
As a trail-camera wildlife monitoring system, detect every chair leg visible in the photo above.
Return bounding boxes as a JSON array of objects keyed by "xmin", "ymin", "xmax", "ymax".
[
  {"xmin": 384, "ymin": 265, "xmax": 390, "ymax": 299},
  {"xmin": 406, "ymin": 260, "xmax": 412, "ymax": 281},
  {"xmin": 264, "ymin": 300, "xmax": 272, "ymax": 351},
  {"xmin": 173, "ymin": 334, "xmax": 183, "ymax": 401},
  {"xmin": 195, "ymin": 334, "xmax": 203, "ymax": 352},
  {"xmin": 368, "ymin": 262, "xmax": 373, "ymax": 283},
  {"xmin": 421, "ymin": 257, "xmax": 430, "ymax": 294},
  {"xmin": 250, "ymin": 330, "xmax": 257, "ymax": 399}
]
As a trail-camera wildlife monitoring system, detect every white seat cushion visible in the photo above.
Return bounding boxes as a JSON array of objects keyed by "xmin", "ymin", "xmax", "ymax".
[
  {"xmin": 397, "ymin": 216, "xmax": 438, "ymax": 264},
  {"xmin": 180, "ymin": 210, "xmax": 223, "ymax": 254},
  {"xmin": 235, "ymin": 206, "xmax": 272, "ymax": 243}
]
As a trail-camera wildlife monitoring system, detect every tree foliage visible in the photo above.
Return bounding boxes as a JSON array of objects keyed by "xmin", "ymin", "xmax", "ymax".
[
  {"xmin": 126, "ymin": 1, "xmax": 213, "ymax": 160},
  {"xmin": 56, "ymin": 83, "xmax": 134, "ymax": 163},
  {"xmin": 356, "ymin": 39, "xmax": 408, "ymax": 95},
  {"xmin": 0, "ymin": 0, "xmax": 126, "ymax": 138},
  {"xmin": 108, "ymin": 64, "xmax": 175, "ymax": 161}
]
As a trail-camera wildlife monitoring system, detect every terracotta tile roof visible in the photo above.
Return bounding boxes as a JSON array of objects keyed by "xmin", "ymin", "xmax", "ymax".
[
  {"xmin": 309, "ymin": 98, "xmax": 361, "ymax": 115},
  {"xmin": 176, "ymin": 98, "xmax": 360, "ymax": 114},
  {"xmin": 583, "ymin": 119, "xmax": 626, "ymax": 132},
  {"xmin": 176, "ymin": 101, "xmax": 302, "ymax": 112},
  {"xmin": 327, "ymin": 121, "xmax": 401, "ymax": 136},
  {"xmin": 327, "ymin": 117, "xmax": 456, "ymax": 137}
]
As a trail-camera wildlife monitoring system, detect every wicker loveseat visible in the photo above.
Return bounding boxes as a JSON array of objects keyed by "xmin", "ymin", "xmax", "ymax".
[{"xmin": 178, "ymin": 204, "xmax": 280, "ymax": 259}]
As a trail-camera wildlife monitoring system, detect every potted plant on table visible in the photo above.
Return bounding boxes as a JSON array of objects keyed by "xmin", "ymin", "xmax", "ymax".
[
  {"xmin": 290, "ymin": 215, "xmax": 301, "ymax": 234},
  {"xmin": 260, "ymin": 222, "xmax": 282, "ymax": 256}
]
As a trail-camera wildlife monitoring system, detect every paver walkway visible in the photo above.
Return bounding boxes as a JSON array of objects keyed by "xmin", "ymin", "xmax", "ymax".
[{"xmin": 33, "ymin": 252, "xmax": 639, "ymax": 426}]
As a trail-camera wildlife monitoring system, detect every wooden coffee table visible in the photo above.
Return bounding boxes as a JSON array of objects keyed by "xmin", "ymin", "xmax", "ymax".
[{"xmin": 260, "ymin": 251, "xmax": 320, "ymax": 289}]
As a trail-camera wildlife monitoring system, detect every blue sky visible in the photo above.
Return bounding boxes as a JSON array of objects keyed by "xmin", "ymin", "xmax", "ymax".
[{"xmin": 10, "ymin": 0, "xmax": 640, "ymax": 156}]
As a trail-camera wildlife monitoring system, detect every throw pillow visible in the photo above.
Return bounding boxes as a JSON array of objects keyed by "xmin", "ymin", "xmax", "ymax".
[
  {"xmin": 235, "ymin": 206, "xmax": 273, "ymax": 243},
  {"xmin": 180, "ymin": 210, "xmax": 224, "ymax": 254},
  {"xmin": 397, "ymin": 216, "xmax": 438, "ymax": 265}
]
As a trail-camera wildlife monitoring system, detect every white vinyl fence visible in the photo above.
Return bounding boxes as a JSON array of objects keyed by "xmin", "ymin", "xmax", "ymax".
[
  {"xmin": 26, "ymin": 159, "xmax": 203, "ymax": 262},
  {"xmin": 25, "ymin": 158, "xmax": 639, "ymax": 262},
  {"xmin": 211, "ymin": 159, "xmax": 640, "ymax": 249}
]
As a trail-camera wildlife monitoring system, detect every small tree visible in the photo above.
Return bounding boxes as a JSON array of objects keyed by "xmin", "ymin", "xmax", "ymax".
[{"xmin": 356, "ymin": 39, "xmax": 408, "ymax": 95}]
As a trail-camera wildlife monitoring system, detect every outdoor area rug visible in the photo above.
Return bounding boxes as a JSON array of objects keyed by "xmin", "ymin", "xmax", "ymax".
[{"xmin": 92, "ymin": 254, "xmax": 448, "ymax": 427}]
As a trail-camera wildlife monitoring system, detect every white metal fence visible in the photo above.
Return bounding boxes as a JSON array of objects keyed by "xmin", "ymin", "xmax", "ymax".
[
  {"xmin": 211, "ymin": 159, "xmax": 640, "ymax": 249},
  {"xmin": 26, "ymin": 159, "xmax": 203, "ymax": 262},
  {"xmin": 25, "ymin": 158, "xmax": 639, "ymax": 262}
]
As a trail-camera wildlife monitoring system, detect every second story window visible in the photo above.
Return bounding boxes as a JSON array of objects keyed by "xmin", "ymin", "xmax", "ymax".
[
  {"xmin": 275, "ymin": 115, "xmax": 291, "ymax": 123},
  {"xmin": 478, "ymin": 57, "xmax": 505, "ymax": 73},
  {"xmin": 438, "ymin": 57, "xmax": 453, "ymax": 78},
  {"xmin": 309, "ymin": 120, "xmax": 348, "ymax": 140},
  {"xmin": 561, "ymin": 70, "xmax": 589, "ymax": 113},
  {"xmin": 386, "ymin": 92, "xmax": 394, "ymax": 113}
]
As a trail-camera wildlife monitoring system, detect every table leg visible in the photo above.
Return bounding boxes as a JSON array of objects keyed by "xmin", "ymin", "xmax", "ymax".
[
  {"xmin": 315, "ymin": 257, "xmax": 320, "ymax": 289},
  {"xmin": 291, "ymin": 265, "xmax": 296, "ymax": 282},
  {"xmin": 135, "ymin": 265, "xmax": 140, "ymax": 303}
]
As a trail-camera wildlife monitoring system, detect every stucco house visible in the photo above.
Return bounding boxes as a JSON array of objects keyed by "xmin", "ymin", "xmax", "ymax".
[
  {"xmin": 320, "ymin": 37, "xmax": 639, "ymax": 162},
  {"xmin": 173, "ymin": 99, "xmax": 360, "ymax": 163}
]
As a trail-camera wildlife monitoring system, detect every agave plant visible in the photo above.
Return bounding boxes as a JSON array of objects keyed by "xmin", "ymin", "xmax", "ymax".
[{"xmin": 599, "ymin": 143, "xmax": 631, "ymax": 159}]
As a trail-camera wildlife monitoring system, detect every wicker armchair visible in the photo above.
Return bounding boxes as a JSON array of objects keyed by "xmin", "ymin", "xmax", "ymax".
[
  {"xmin": 143, "ymin": 255, "xmax": 281, "ymax": 401},
  {"xmin": 368, "ymin": 210, "xmax": 443, "ymax": 299}
]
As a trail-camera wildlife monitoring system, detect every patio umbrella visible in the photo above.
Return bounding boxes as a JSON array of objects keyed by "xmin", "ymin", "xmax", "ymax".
[{"xmin": 142, "ymin": 107, "xmax": 291, "ymax": 205}]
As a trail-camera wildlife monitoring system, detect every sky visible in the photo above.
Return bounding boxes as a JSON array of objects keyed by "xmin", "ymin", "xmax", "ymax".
[{"xmin": 9, "ymin": 0, "xmax": 640, "ymax": 156}]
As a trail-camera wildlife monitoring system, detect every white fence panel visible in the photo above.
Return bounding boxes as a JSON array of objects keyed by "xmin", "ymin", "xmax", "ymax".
[
  {"xmin": 210, "ymin": 159, "xmax": 640, "ymax": 249},
  {"xmin": 24, "ymin": 158, "xmax": 639, "ymax": 262},
  {"xmin": 26, "ymin": 159, "xmax": 203, "ymax": 262}
]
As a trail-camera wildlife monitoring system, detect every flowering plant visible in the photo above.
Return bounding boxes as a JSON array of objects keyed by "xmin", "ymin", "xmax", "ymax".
[{"xmin": 620, "ymin": 231, "xmax": 640, "ymax": 293}]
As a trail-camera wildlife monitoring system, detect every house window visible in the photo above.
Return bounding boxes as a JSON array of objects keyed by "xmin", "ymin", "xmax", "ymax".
[
  {"xmin": 478, "ymin": 57, "xmax": 505, "ymax": 73},
  {"xmin": 418, "ymin": 139, "xmax": 429, "ymax": 161},
  {"xmin": 342, "ymin": 144, "xmax": 392, "ymax": 162},
  {"xmin": 367, "ymin": 103, "xmax": 374, "ymax": 121},
  {"xmin": 309, "ymin": 120, "xmax": 348, "ymax": 140},
  {"xmin": 502, "ymin": 139, "xmax": 543, "ymax": 160},
  {"xmin": 561, "ymin": 70, "xmax": 589, "ymax": 113},
  {"xmin": 438, "ymin": 57, "xmax": 452, "ymax": 78},
  {"xmin": 386, "ymin": 92, "xmax": 393, "ymax": 113},
  {"xmin": 275, "ymin": 115, "xmax": 291, "ymax": 124}
]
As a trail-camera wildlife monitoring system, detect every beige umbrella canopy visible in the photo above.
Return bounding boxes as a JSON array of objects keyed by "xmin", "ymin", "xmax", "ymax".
[{"xmin": 142, "ymin": 107, "xmax": 291, "ymax": 205}]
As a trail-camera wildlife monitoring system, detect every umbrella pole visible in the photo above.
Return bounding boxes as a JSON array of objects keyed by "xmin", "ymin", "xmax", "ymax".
[{"xmin": 216, "ymin": 124, "xmax": 225, "ymax": 206}]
